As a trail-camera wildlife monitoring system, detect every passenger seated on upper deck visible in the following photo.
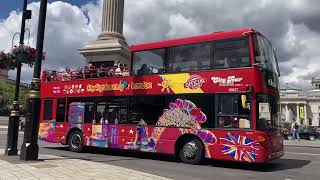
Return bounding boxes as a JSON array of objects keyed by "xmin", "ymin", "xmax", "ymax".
[
  {"xmin": 75, "ymin": 67, "xmax": 84, "ymax": 79},
  {"xmin": 107, "ymin": 68, "xmax": 115, "ymax": 77},
  {"xmin": 228, "ymin": 56, "xmax": 240, "ymax": 68},
  {"xmin": 98, "ymin": 65, "xmax": 107, "ymax": 77},
  {"xmin": 88, "ymin": 64, "xmax": 98, "ymax": 78},
  {"xmin": 45, "ymin": 71, "xmax": 51, "ymax": 82},
  {"xmin": 137, "ymin": 64, "xmax": 151, "ymax": 75},
  {"xmin": 62, "ymin": 67, "xmax": 72, "ymax": 81},
  {"xmin": 50, "ymin": 70, "xmax": 59, "ymax": 81},
  {"xmin": 115, "ymin": 63, "xmax": 126, "ymax": 76},
  {"xmin": 84, "ymin": 65, "xmax": 91, "ymax": 78},
  {"xmin": 223, "ymin": 57, "xmax": 230, "ymax": 68}
]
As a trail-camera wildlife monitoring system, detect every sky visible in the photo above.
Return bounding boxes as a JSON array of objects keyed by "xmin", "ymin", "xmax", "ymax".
[
  {"xmin": 0, "ymin": 0, "xmax": 320, "ymax": 90},
  {"xmin": 0, "ymin": 0, "xmax": 88, "ymax": 18}
]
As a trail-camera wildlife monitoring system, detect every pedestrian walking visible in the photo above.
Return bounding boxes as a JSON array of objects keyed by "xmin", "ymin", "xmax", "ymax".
[{"xmin": 291, "ymin": 120, "xmax": 300, "ymax": 141}]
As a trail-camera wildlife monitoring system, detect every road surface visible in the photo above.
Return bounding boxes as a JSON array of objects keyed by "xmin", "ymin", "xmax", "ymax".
[{"xmin": 0, "ymin": 127, "xmax": 319, "ymax": 180}]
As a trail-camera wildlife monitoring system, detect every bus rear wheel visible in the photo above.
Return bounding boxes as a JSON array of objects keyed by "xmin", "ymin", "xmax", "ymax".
[
  {"xmin": 179, "ymin": 138, "xmax": 204, "ymax": 164},
  {"xmin": 68, "ymin": 131, "xmax": 84, "ymax": 153}
]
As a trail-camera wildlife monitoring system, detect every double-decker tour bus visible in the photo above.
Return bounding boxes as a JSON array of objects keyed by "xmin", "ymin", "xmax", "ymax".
[{"xmin": 39, "ymin": 28, "xmax": 283, "ymax": 164}]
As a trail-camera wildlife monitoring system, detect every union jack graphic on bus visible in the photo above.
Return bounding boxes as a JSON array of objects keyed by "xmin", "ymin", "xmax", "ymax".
[{"xmin": 220, "ymin": 132, "xmax": 260, "ymax": 162}]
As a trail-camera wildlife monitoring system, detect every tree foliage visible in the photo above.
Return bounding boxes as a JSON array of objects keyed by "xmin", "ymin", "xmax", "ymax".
[{"xmin": 0, "ymin": 82, "xmax": 28, "ymax": 111}]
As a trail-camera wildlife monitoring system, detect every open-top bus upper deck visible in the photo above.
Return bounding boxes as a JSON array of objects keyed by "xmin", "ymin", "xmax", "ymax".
[{"xmin": 42, "ymin": 28, "xmax": 279, "ymax": 97}]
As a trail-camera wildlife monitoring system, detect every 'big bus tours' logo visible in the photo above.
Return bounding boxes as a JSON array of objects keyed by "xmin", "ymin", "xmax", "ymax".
[{"xmin": 184, "ymin": 75, "xmax": 206, "ymax": 90}]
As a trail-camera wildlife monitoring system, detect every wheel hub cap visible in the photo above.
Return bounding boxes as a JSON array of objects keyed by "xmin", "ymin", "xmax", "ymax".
[
  {"xmin": 183, "ymin": 141, "xmax": 198, "ymax": 159},
  {"xmin": 71, "ymin": 134, "xmax": 81, "ymax": 149}
]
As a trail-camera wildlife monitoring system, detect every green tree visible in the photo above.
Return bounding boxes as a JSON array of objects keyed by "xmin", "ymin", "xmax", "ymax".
[{"xmin": 0, "ymin": 82, "xmax": 28, "ymax": 111}]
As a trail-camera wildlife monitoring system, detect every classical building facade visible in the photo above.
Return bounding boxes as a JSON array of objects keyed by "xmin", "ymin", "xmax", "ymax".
[
  {"xmin": 280, "ymin": 85, "xmax": 320, "ymax": 126},
  {"xmin": 312, "ymin": 77, "xmax": 320, "ymax": 89}
]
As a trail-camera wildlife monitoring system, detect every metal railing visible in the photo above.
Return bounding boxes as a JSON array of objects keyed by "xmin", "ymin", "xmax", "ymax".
[{"xmin": 44, "ymin": 66, "xmax": 130, "ymax": 82}]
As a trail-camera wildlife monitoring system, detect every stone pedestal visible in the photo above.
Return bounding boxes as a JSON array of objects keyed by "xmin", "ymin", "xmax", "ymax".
[{"xmin": 79, "ymin": 0, "xmax": 130, "ymax": 67}]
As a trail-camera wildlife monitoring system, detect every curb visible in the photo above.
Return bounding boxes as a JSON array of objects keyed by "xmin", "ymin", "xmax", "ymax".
[{"xmin": 284, "ymin": 144, "xmax": 320, "ymax": 148}]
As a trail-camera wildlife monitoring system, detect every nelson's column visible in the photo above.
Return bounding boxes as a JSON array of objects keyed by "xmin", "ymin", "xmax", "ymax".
[{"xmin": 79, "ymin": 0, "xmax": 130, "ymax": 67}]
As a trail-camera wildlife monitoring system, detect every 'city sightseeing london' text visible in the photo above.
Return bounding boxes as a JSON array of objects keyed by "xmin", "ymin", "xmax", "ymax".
[{"xmin": 87, "ymin": 81, "xmax": 152, "ymax": 93}]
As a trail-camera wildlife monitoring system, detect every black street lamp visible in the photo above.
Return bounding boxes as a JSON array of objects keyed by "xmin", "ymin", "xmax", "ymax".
[
  {"xmin": 20, "ymin": 0, "xmax": 47, "ymax": 161},
  {"xmin": 5, "ymin": 0, "xmax": 32, "ymax": 156}
]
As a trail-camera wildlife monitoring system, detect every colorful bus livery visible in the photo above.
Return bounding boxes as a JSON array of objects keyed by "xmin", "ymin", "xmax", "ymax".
[
  {"xmin": 39, "ymin": 28, "xmax": 283, "ymax": 164},
  {"xmin": 43, "ymin": 70, "xmax": 256, "ymax": 97}
]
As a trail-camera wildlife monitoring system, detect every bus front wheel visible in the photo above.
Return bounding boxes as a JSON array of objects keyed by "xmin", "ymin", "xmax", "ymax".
[
  {"xmin": 179, "ymin": 138, "xmax": 204, "ymax": 164},
  {"xmin": 68, "ymin": 131, "xmax": 84, "ymax": 153}
]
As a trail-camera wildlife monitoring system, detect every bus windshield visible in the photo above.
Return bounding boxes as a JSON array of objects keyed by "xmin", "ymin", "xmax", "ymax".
[
  {"xmin": 253, "ymin": 34, "xmax": 280, "ymax": 76},
  {"xmin": 257, "ymin": 94, "xmax": 281, "ymax": 131}
]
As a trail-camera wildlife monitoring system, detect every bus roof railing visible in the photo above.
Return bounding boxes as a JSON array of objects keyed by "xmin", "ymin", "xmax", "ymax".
[{"xmin": 43, "ymin": 65, "xmax": 130, "ymax": 82}]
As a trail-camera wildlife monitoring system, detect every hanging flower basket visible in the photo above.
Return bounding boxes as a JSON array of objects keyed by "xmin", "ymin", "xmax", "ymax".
[
  {"xmin": 11, "ymin": 45, "xmax": 37, "ymax": 66},
  {"xmin": 15, "ymin": 51, "xmax": 29, "ymax": 63}
]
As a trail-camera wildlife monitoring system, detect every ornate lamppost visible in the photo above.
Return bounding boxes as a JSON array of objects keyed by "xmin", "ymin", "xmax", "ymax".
[
  {"xmin": 20, "ymin": 0, "xmax": 47, "ymax": 161},
  {"xmin": 5, "ymin": 0, "xmax": 32, "ymax": 156}
]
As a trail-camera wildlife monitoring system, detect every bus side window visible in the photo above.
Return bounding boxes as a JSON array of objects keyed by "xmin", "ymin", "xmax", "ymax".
[
  {"xmin": 132, "ymin": 49, "xmax": 166, "ymax": 76},
  {"xmin": 56, "ymin": 99, "xmax": 66, "ymax": 122},
  {"xmin": 128, "ymin": 95, "xmax": 167, "ymax": 125},
  {"xmin": 84, "ymin": 102, "xmax": 95, "ymax": 123},
  {"xmin": 96, "ymin": 102, "xmax": 107, "ymax": 124},
  {"xmin": 168, "ymin": 42, "xmax": 212, "ymax": 73},
  {"xmin": 214, "ymin": 38, "xmax": 251, "ymax": 69},
  {"xmin": 43, "ymin": 100, "xmax": 53, "ymax": 120},
  {"xmin": 95, "ymin": 97, "xmax": 128, "ymax": 124},
  {"xmin": 216, "ymin": 94, "xmax": 251, "ymax": 129}
]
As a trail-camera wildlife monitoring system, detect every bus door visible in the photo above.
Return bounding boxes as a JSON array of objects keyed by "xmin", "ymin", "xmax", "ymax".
[
  {"xmin": 54, "ymin": 98, "xmax": 68, "ymax": 143},
  {"xmin": 40, "ymin": 98, "xmax": 67, "ymax": 143},
  {"xmin": 39, "ymin": 99, "xmax": 56, "ymax": 142},
  {"xmin": 88, "ymin": 101, "xmax": 108, "ymax": 148},
  {"xmin": 105, "ymin": 103, "xmax": 128, "ymax": 149}
]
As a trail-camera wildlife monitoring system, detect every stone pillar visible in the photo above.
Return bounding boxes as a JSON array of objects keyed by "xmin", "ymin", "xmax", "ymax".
[
  {"xmin": 296, "ymin": 104, "xmax": 300, "ymax": 124},
  {"xmin": 100, "ymin": 0, "xmax": 124, "ymax": 38},
  {"xmin": 285, "ymin": 104, "xmax": 288, "ymax": 122},
  {"xmin": 304, "ymin": 104, "xmax": 307, "ymax": 125},
  {"xmin": 79, "ymin": 0, "xmax": 130, "ymax": 68}
]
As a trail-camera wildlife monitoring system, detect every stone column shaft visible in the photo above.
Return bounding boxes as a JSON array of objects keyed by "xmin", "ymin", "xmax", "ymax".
[
  {"xmin": 100, "ymin": 0, "xmax": 125, "ymax": 40},
  {"xmin": 285, "ymin": 104, "xmax": 288, "ymax": 122},
  {"xmin": 304, "ymin": 104, "xmax": 307, "ymax": 125},
  {"xmin": 296, "ymin": 104, "xmax": 300, "ymax": 124}
]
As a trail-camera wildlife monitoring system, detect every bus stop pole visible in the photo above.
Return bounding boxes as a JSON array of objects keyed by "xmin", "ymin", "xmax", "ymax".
[
  {"xmin": 20, "ymin": 0, "xmax": 47, "ymax": 161},
  {"xmin": 5, "ymin": 0, "xmax": 30, "ymax": 156}
]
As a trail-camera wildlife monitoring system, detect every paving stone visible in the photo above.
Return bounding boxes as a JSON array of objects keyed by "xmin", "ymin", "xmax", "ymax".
[{"xmin": 0, "ymin": 150, "xmax": 172, "ymax": 180}]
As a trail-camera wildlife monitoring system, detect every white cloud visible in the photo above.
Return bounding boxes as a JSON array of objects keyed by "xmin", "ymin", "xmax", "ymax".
[
  {"xmin": 166, "ymin": 14, "xmax": 200, "ymax": 38},
  {"xmin": 280, "ymin": 22, "xmax": 320, "ymax": 88},
  {"xmin": 1, "ymin": 1, "xmax": 101, "ymax": 82}
]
